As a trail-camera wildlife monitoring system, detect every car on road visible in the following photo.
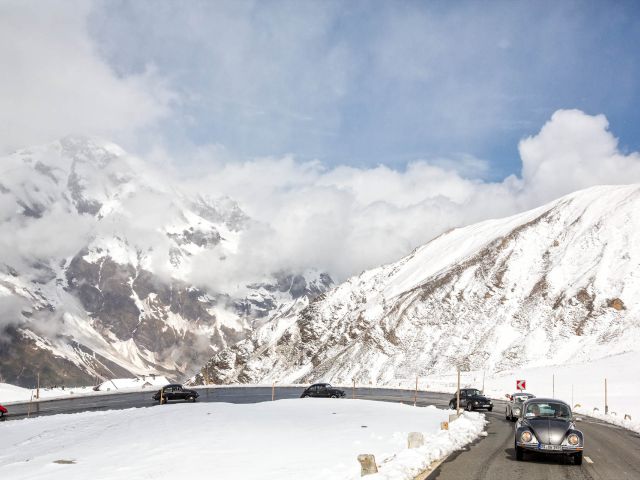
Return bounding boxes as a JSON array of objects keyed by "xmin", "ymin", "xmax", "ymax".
[
  {"xmin": 448, "ymin": 388, "xmax": 493, "ymax": 411},
  {"xmin": 0, "ymin": 404, "xmax": 7, "ymax": 420},
  {"xmin": 505, "ymin": 392, "xmax": 536, "ymax": 421},
  {"xmin": 300, "ymin": 383, "xmax": 346, "ymax": 398},
  {"xmin": 514, "ymin": 398, "xmax": 584, "ymax": 464},
  {"xmin": 153, "ymin": 384, "xmax": 199, "ymax": 404}
]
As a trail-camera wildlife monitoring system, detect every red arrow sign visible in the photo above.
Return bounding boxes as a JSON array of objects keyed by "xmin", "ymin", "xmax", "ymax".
[{"xmin": 516, "ymin": 380, "xmax": 526, "ymax": 391}]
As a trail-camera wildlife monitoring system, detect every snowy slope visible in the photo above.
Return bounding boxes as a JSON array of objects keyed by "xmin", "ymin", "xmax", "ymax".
[
  {"xmin": 0, "ymin": 137, "xmax": 332, "ymax": 386},
  {"xmin": 0, "ymin": 399, "xmax": 485, "ymax": 480},
  {"xmin": 198, "ymin": 184, "xmax": 640, "ymax": 385}
]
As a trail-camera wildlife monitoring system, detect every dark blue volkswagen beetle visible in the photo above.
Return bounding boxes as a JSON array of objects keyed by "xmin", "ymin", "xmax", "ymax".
[{"xmin": 514, "ymin": 398, "xmax": 584, "ymax": 465}]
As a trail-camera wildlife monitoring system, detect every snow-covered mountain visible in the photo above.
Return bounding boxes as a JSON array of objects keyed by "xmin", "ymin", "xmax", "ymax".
[
  {"xmin": 0, "ymin": 137, "xmax": 332, "ymax": 387},
  {"xmin": 196, "ymin": 184, "xmax": 640, "ymax": 385}
]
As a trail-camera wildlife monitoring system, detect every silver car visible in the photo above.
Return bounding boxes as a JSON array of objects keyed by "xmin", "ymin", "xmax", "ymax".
[
  {"xmin": 514, "ymin": 398, "xmax": 584, "ymax": 465},
  {"xmin": 505, "ymin": 392, "xmax": 535, "ymax": 421}
]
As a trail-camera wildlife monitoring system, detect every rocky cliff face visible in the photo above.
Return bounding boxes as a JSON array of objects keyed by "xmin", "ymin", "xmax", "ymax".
[
  {"xmin": 0, "ymin": 137, "xmax": 332, "ymax": 387},
  {"xmin": 198, "ymin": 184, "xmax": 640, "ymax": 385}
]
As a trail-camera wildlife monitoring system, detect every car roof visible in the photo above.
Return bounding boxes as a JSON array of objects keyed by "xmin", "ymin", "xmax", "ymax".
[
  {"xmin": 524, "ymin": 397, "xmax": 570, "ymax": 406},
  {"xmin": 512, "ymin": 392, "xmax": 535, "ymax": 396}
]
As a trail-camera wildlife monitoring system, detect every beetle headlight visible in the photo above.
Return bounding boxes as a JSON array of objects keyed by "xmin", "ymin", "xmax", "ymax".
[
  {"xmin": 520, "ymin": 431, "xmax": 533, "ymax": 443},
  {"xmin": 567, "ymin": 433, "xmax": 579, "ymax": 446},
  {"xmin": 513, "ymin": 408, "xmax": 521, "ymax": 416}
]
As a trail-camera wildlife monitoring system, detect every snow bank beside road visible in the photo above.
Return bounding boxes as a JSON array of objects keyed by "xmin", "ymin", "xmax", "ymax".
[{"xmin": 0, "ymin": 399, "xmax": 485, "ymax": 480}]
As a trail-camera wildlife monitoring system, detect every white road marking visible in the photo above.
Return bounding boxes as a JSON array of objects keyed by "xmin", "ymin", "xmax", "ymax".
[{"xmin": 584, "ymin": 456, "xmax": 594, "ymax": 464}]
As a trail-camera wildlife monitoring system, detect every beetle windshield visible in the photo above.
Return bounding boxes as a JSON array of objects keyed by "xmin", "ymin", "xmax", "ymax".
[
  {"xmin": 513, "ymin": 394, "xmax": 532, "ymax": 403},
  {"xmin": 525, "ymin": 402, "xmax": 571, "ymax": 419}
]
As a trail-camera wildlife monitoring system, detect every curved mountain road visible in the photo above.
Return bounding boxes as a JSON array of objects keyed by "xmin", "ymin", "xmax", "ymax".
[
  {"xmin": 429, "ymin": 406, "xmax": 640, "ymax": 480},
  {"xmin": 4, "ymin": 387, "xmax": 640, "ymax": 479}
]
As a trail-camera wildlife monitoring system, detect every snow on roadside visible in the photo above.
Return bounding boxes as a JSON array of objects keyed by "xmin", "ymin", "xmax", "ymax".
[
  {"xmin": 362, "ymin": 411, "xmax": 486, "ymax": 480},
  {"xmin": 573, "ymin": 408, "xmax": 640, "ymax": 434},
  {"xmin": 0, "ymin": 399, "xmax": 485, "ymax": 480}
]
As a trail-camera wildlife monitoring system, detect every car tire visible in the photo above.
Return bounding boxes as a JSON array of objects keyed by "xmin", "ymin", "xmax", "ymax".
[
  {"xmin": 506, "ymin": 409, "xmax": 510, "ymax": 420},
  {"xmin": 466, "ymin": 403, "xmax": 473, "ymax": 412},
  {"xmin": 574, "ymin": 452, "xmax": 583, "ymax": 465},
  {"xmin": 515, "ymin": 446, "xmax": 524, "ymax": 461},
  {"xmin": 330, "ymin": 394, "xmax": 338, "ymax": 398},
  {"xmin": 487, "ymin": 406, "xmax": 493, "ymax": 412},
  {"xmin": 161, "ymin": 397, "xmax": 167, "ymax": 405},
  {"xmin": 188, "ymin": 396, "xmax": 196, "ymax": 403},
  {"xmin": 301, "ymin": 394, "xmax": 308, "ymax": 398},
  {"xmin": 449, "ymin": 401, "xmax": 456, "ymax": 410}
]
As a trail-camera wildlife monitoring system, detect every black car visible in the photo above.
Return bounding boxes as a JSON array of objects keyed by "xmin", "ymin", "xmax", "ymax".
[
  {"xmin": 448, "ymin": 388, "xmax": 493, "ymax": 411},
  {"xmin": 300, "ymin": 383, "xmax": 346, "ymax": 398},
  {"xmin": 505, "ymin": 392, "xmax": 536, "ymax": 421},
  {"xmin": 514, "ymin": 398, "xmax": 584, "ymax": 464},
  {"xmin": 153, "ymin": 384, "xmax": 199, "ymax": 404}
]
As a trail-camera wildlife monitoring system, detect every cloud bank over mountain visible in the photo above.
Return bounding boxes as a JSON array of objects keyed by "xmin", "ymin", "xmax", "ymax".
[{"xmin": 183, "ymin": 109, "xmax": 640, "ymax": 286}]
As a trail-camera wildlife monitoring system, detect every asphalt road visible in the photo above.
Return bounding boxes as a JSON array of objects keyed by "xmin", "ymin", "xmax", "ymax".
[
  {"xmin": 429, "ymin": 404, "xmax": 640, "ymax": 480},
  {"xmin": 4, "ymin": 387, "xmax": 640, "ymax": 480},
  {"xmin": 2, "ymin": 386, "xmax": 452, "ymax": 420}
]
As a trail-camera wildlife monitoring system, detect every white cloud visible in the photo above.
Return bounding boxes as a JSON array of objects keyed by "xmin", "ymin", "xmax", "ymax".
[
  {"xmin": 184, "ymin": 109, "xmax": 640, "ymax": 287},
  {"xmin": 0, "ymin": 0, "xmax": 172, "ymax": 154}
]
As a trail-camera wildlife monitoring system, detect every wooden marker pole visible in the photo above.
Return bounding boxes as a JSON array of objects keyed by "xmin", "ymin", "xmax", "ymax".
[
  {"xmin": 352, "ymin": 378, "xmax": 356, "ymax": 399},
  {"xmin": 272, "ymin": 381, "xmax": 275, "ymax": 401},
  {"xmin": 36, "ymin": 372, "xmax": 40, "ymax": 400},
  {"xmin": 605, "ymin": 378, "xmax": 608, "ymax": 415},
  {"xmin": 552, "ymin": 374, "xmax": 555, "ymax": 398},
  {"xmin": 414, "ymin": 376, "xmax": 418, "ymax": 407},
  {"xmin": 456, "ymin": 368, "xmax": 461, "ymax": 415}
]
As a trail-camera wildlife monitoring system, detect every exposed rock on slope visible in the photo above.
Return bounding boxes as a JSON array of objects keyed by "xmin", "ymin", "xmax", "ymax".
[
  {"xmin": 198, "ymin": 184, "xmax": 640, "ymax": 385},
  {"xmin": 0, "ymin": 137, "xmax": 332, "ymax": 386}
]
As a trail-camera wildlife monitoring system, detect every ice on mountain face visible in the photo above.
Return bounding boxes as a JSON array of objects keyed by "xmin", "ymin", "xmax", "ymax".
[
  {"xmin": 199, "ymin": 184, "xmax": 640, "ymax": 386},
  {"xmin": 0, "ymin": 137, "xmax": 334, "ymax": 387}
]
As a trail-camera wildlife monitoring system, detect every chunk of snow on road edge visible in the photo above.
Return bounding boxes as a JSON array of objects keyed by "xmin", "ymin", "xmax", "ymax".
[{"xmin": 361, "ymin": 411, "xmax": 487, "ymax": 480}]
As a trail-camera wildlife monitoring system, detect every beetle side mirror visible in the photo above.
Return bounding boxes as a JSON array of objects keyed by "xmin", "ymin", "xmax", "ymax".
[{"xmin": 505, "ymin": 394, "xmax": 511, "ymax": 400}]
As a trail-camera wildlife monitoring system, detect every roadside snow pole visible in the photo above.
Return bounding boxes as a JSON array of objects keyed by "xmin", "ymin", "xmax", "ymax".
[
  {"xmin": 414, "ymin": 376, "xmax": 418, "ymax": 407},
  {"xmin": 36, "ymin": 373, "xmax": 40, "ymax": 400},
  {"xmin": 552, "ymin": 373, "xmax": 555, "ymax": 398},
  {"xmin": 160, "ymin": 387, "xmax": 164, "ymax": 405},
  {"xmin": 272, "ymin": 381, "xmax": 275, "ymax": 401},
  {"xmin": 456, "ymin": 368, "xmax": 461, "ymax": 415},
  {"xmin": 482, "ymin": 370, "xmax": 485, "ymax": 393},
  {"xmin": 408, "ymin": 432, "xmax": 424, "ymax": 448},
  {"xmin": 357, "ymin": 454, "xmax": 378, "ymax": 476},
  {"xmin": 352, "ymin": 378, "xmax": 356, "ymax": 399},
  {"xmin": 27, "ymin": 390, "xmax": 34, "ymax": 418},
  {"xmin": 605, "ymin": 378, "xmax": 609, "ymax": 414}
]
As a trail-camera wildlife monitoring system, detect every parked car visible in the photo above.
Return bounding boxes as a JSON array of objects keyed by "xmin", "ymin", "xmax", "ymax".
[
  {"xmin": 0, "ymin": 404, "xmax": 7, "ymax": 420},
  {"xmin": 505, "ymin": 392, "xmax": 536, "ymax": 421},
  {"xmin": 152, "ymin": 384, "xmax": 199, "ymax": 404},
  {"xmin": 448, "ymin": 388, "xmax": 493, "ymax": 411},
  {"xmin": 300, "ymin": 383, "xmax": 346, "ymax": 398},
  {"xmin": 514, "ymin": 398, "xmax": 584, "ymax": 464}
]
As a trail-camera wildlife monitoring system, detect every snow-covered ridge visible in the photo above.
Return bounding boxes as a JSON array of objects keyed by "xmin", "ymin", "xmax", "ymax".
[
  {"xmin": 198, "ymin": 184, "xmax": 640, "ymax": 385},
  {"xmin": 0, "ymin": 136, "xmax": 332, "ymax": 387}
]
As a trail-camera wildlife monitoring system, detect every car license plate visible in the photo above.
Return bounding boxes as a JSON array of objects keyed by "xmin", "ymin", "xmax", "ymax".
[
  {"xmin": 539, "ymin": 444, "xmax": 562, "ymax": 451},
  {"xmin": 483, "ymin": 404, "xmax": 490, "ymax": 407}
]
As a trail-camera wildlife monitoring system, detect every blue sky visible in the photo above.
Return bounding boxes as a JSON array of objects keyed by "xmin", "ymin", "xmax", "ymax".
[
  {"xmin": 84, "ymin": 0, "xmax": 640, "ymax": 180},
  {"xmin": 3, "ymin": 0, "xmax": 640, "ymax": 278}
]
